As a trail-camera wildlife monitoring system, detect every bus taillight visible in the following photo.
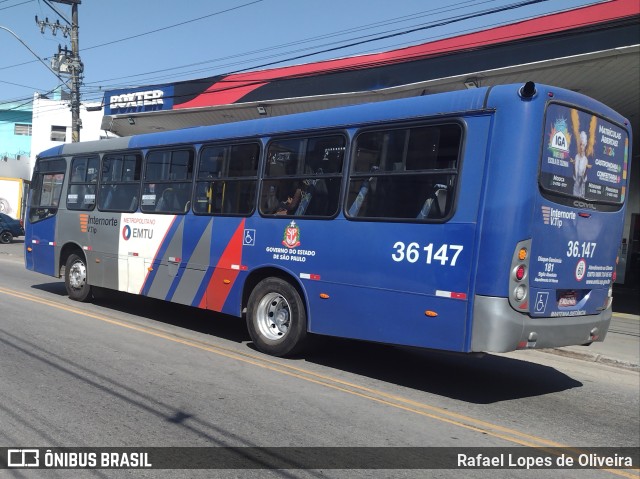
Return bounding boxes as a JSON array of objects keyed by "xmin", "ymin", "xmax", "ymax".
[
  {"xmin": 518, "ymin": 247, "xmax": 528, "ymax": 261},
  {"xmin": 509, "ymin": 240, "xmax": 532, "ymax": 312}
]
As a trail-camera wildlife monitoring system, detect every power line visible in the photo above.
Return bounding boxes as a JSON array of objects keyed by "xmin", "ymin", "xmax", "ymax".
[
  {"xmin": 0, "ymin": 0, "xmax": 34, "ymax": 11},
  {"xmin": 85, "ymin": 0, "xmax": 557, "ymax": 93},
  {"xmin": 86, "ymin": 12, "xmax": 617, "ymax": 109},
  {"xmin": 41, "ymin": 0, "xmax": 70, "ymax": 25},
  {"xmin": 0, "ymin": 0, "xmax": 607, "ymax": 109},
  {"xmin": 0, "ymin": 0, "xmax": 582, "ymax": 94},
  {"xmin": 83, "ymin": 0, "xmax": 499, "ymax": 89},
  {"xmin": 82, "ymin": 0, "xmax": 265, "ymax": 52},
  {"xmin": 0, "ymin": 0, "xmax": 268, "ymax": 97}
]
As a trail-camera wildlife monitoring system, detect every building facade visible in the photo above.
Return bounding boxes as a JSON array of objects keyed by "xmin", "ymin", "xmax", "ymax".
[{"xmin": 0, "ymin": 101, "xmax": 32, "ymax": 180}]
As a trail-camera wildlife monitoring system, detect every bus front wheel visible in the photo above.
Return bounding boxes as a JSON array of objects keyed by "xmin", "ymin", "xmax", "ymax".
[
  {"xmin": 65, "ymin": 253, "xmax": 92, "ymax": 302},
  {"xmin": 246, "ymin": 278, "xmax": 308, "ymax": 357}
]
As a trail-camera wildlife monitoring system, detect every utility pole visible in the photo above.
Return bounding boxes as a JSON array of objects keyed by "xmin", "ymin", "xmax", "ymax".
[{"xmin": 36, "ymin": 0, "xmax": 83, "ymax": 142}]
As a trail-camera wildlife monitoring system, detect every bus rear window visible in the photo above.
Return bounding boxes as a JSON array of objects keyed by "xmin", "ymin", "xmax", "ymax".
[{"xmin": 540, "ymin": 103, "xmax": 629, "ymax": 205}]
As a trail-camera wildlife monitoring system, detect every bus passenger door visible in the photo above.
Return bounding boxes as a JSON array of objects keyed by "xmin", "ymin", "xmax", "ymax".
[
  {"xmin": 27, "ymin": 217, "xmax": 57, "ymax": 276},
  {"xmin": 26, "ymin": 167, "xmax": 66, "ymax": 277}
]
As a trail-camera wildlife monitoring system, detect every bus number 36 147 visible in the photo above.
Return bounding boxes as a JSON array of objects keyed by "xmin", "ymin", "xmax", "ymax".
[{"xmin": 392, "ymin": 242, "xmax": 464, "ymax": 266}]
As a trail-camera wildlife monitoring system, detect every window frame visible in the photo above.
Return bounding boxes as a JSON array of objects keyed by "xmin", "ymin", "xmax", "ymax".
[
  {"xmin": 537, "ymin": 101, "xmax": 629, "ymax": 212},
  {"xmin": 66, "ymin": 155, "xmax": 100, "ymax": 211},
  {"xmin": 50, "ymin": 125, "xmax": 67, "ymax": 142},
  {"xmin": 141, "ymin": 147, "xmax": 195, "ymax": 215},
  {"xmin": 28, "ymin": 157, "xmax": 67, "ymax": 223},
  {"xmin": 14, "ymin": 123, "xmax": 32, "ymax": 136},
  {"xmin": 97, "ymin": 151, "xmax": 143, "ymax": 213},
  {"xmin": 345, "ymin": 121, "xmax": 463, "ymax": 223},
  {"xmin": 259, "ymin": 132, "xmax": 347, "ymax": 219},
  {"xmin": 193, "ymin": 141, "xmax": 261, "ymax": 217}
]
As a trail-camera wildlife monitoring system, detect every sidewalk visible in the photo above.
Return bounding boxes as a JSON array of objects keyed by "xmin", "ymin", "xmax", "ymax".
[{"xmin": 544, "ymin": 313, "xmax": 639, "ymax": 370}]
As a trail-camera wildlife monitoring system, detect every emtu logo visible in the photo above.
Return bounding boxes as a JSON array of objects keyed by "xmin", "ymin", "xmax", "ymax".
[{"xmin": 79, "ymin": 214, "xmax": 89, "ymax": 232}]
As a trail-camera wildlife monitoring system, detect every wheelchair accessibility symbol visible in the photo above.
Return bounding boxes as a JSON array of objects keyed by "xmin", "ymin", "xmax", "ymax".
[
  {"xmin": 535, "ymin": 292, "xmax": 549, "ymax": 313},
  {"xmin": 243, "ymin": 229, "xmax": 256, "ymax": 246}
]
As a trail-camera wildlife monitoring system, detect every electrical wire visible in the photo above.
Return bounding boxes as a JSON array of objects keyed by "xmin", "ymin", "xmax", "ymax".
[
  {"xmin": 82, "ymin": 0, "xmax": 265, "ymax": 52},
  {"xmin": 0, "ymin": 0, "xmax": 34, "ymax": 11},
  {"xmin": 2, "ymin": 0, "xmax": 597, "ymax": 99},
  {"xmin": 82, "ymin": 0, "xmax": 501, "ymax": 89},
  {"xmin": 84, "ymin": 0, "xmax": 571, "ymax": 101},
  {"xmin": 0, "ymin": 0, "xmax": 609, "ymax": 117}
]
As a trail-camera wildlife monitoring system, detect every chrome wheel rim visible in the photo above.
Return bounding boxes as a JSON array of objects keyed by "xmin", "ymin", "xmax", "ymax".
[
  {"xmin": 69, "ymin": 260, "xmax": 87, "ymax": 290},
  {"xmin": 256, "ymin": 292, "xmax": 291, "ymax": 341}
]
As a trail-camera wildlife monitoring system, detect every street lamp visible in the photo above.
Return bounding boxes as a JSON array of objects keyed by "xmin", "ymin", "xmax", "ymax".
[{"xmin": 0, "ymin": 25, "xmax": 66, "ymax": 85}]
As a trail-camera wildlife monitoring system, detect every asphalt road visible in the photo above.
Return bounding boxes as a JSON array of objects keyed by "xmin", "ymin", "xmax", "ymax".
[{"xmin": 0, "ymin": 240, "xmax": 638, "ymax": 478}]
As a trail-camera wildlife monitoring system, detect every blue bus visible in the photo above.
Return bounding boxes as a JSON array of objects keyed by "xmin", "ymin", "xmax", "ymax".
[{"xmin": 25, "ymin": 82, "xmax": 632, "ymax": 357}]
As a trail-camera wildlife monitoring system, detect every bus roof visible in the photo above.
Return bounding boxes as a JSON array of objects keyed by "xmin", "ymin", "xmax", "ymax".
[{"xmin": 37, "ymin": 82, "xmax": 629, "ymax": 158}]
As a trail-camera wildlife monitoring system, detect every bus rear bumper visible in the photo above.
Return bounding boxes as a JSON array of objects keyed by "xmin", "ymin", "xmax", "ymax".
[{"xmin": 471, "ymin": 295, "xmax": 611, "ymax": 353}]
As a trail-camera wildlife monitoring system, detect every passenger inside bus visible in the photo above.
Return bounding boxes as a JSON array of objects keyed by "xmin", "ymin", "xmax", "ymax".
[{"xmin": 274, "ymin": 183, "xmax": 302, "ymax": 215}]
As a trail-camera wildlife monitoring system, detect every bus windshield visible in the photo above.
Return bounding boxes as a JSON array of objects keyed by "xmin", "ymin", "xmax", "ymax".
[{"xmin": 540, "ymin": 103, "xmax": 628, "ymax": 206}]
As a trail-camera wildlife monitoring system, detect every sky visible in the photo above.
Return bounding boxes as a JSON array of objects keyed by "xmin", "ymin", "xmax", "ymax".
[{"xmin": 0, "ymin": 0, "xmax": 607, "ymax": 108}]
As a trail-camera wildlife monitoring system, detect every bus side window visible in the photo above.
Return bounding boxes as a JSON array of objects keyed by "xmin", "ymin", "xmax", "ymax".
[
  {"xmin": 156, "ymin": 187, "xmax": 180, "ymax": 212},
  {"xmin": 194, "ymin": 143, "xmax": 258, "ymax": 216},
  {"xmin": 142, "ymin": 149, "xmax": 194, "ymax": 214},
  {"xmin": 261, "ymin": 135, "xmax": 344, "ymax": 218},
  {"xmin": 417, "ymin": 184, "xmax": 448, "ymax": 219},
  {"xmin": 99, "ymin": 153, "xmax": 141, "ymax": 213},
  {"xmin": 67, "ymin": 156, "xmax": 99, "ymax": 211},
  {"xmin": 347, "ymin": 124, "xmax": 460, "ymax": 220}
]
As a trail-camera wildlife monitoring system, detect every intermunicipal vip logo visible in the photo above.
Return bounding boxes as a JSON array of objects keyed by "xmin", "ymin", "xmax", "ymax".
[{"xmin": 541, "ymin": 206, "xmax": 551, "ymax": 225}]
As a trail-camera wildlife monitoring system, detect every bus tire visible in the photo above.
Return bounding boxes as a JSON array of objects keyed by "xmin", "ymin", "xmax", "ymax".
[
  {"xmin": 64, "ymin": 253, "xmax": 92, "ymax": 302},
  {"xmin": 246, "ymin": 277, "xmax": 308, "ymax": 357}
]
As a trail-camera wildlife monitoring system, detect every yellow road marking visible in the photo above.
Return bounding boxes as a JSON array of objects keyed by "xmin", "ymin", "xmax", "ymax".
[{"xmin": 0, "ymin": 285, "xmax": 637, "ymax": 477}]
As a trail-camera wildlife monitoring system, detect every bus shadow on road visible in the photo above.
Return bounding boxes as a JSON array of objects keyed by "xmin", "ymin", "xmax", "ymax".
[
  {"xmin": 32, "ymin": 281, "xmax": 582, "ymax": 405},
  {"xmin": 301, "ymin": 338, "xmax": 583, "ymax": 405},
  {"xmin": 31, "ymin": 281, "xmax": 251, "ymax": 345}
]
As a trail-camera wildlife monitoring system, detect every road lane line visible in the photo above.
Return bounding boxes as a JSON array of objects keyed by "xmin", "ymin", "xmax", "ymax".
[{"xmin": 0, "ymin": 286, "xmax": 637, "ymax": 477}]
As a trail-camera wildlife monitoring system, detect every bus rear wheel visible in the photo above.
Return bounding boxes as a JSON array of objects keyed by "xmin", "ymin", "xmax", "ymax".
[
  {"xmin": 64, "ymin": 253, "xmax": 92, "ymax": 302},
  {"xmin": 246, "ymin": 278, "xmax": 308, "ymax": 357}
]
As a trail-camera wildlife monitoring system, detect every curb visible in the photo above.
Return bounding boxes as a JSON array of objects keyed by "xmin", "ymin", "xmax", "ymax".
[
  {"xmin": 612, "ymin": 312, "xmax": 640, "ymax": 320},
  {"xmin": 541, "ymin": 348, "xmax": 639, "ymax": 371}
]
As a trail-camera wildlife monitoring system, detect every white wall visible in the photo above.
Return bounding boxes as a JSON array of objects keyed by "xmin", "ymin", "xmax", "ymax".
[
  {"xmin": 30, "ymin": 93, "xmax": 115, "ymax": 178},
  {"xmin": 0, "ymin": 156, "xmax": 30, "ymax": 179}
]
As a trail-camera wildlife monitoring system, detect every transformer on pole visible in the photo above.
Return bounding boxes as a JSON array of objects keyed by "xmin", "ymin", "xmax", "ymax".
[{"xmin": 36, "ymin": 0, "xmax": 83, "ymax": 142}]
